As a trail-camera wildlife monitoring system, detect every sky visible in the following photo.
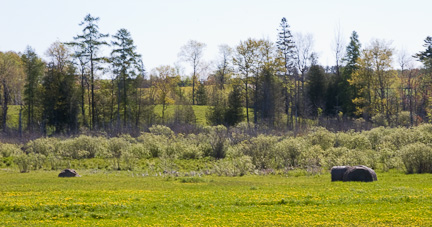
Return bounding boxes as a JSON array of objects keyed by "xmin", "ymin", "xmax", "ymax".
[{"xmin": 0, "ymin": 0, "xmax": 430, "ymax": 75}]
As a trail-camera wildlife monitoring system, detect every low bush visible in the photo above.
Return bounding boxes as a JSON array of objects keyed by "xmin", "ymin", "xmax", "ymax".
[{"xmin": 401, "ymin": 142, "xmax": 432, "ymax": 174}]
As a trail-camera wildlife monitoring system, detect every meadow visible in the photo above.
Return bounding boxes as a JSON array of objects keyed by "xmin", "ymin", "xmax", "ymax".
[
  {"xmin": 2, "ymin": 124, "xmax": 432, "ymax": 225},
  {"xmin": 1, "ymin": 170, "xmax": 432, "ymax": 226}
]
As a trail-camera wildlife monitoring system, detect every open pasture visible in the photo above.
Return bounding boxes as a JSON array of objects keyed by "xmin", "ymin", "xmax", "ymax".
[{"xmin": 1, "ymin": 171, "xmax": 432, "ymax": 226}]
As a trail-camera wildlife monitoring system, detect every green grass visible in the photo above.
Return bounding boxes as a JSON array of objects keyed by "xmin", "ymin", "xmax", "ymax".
[
  {"xmin": 1, "ymin": 170, "xmax": 432, "ymax": 226},
  {"xmin": 154, "ymin": 104, "xmax": 209, "ymax": 125},
  {"xmin": 5, "ymin": 105, "xmax": 20, "ymax": 129}
]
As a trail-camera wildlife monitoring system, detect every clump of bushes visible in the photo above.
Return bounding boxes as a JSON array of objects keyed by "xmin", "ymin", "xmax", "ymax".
[{"xmin": 4, "ymin": 124, "xmax": 432, "ymax": 175}]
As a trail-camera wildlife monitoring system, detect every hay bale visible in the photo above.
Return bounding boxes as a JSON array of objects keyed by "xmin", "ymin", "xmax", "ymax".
[
  {"xmin": 342, "ymin": 165, "xmax": 377, "ymax": 182},
  {"xmin": 58, "ymin": 169, "xmax": 81, "ymax": 177},
  {"xmin": 331, "ymin": 166, "xmax": 349, "ymax": 181}
]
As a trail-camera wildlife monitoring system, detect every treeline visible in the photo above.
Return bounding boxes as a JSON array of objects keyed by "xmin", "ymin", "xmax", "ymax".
[
  {"xmin": 2, "ymin": 124, "xmax": 432, "ymax": 175},
  {"xmin": 1, "ymin": 15, "xmax": 432, "ymax": 136}
]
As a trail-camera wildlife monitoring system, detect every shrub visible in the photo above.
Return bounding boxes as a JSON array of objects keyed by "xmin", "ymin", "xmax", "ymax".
[
  {"xmin": 14, "ymin": 154, "xmax": 31, "ymax": 173},
  {"xmin": 372, "ymin": 113, "xmax": 388, "ymax": 127},
  {"xmin": 24, "ymin": 138, "xmax": 59, "ymax": 156},
  {"xmin": 108, "ymin": 137, "xmax": 131, "ymax": 170},
  {"xmin": 29, "ymin": 153, "xmax": 46, "ymax": 170},
  {"xmin": 378, "ymin": 147, "xmax": 402, "ymax": 171},
  {"xmin": 322, "ymin": 147, "xmax": 349, "ymax": 169},
  {"xmin": 129, "ymin": 143, "xmax": 152, "ymax": 159},
  {"xmin": 0, "ymin": 143, "xmax": 21, "ymax": 157},
  {"xmin": 213, "ymin": 155, "xmax": 254, "ymax": 176},
  {"xmin": 299, "ymin": 145, "xmax": 324, "ymax": 173},
  {"xmin": 138, "ymin": 133, "xmax": 168, "ymax": 158},
  {"xmin": 121, "ymin": 150, "xmax": 138, "ymax": 171},
  {"xmin": 237, "ymin": 135, "xmax": 278, "ymax": 169},
  {"xmin": 204, "ymin": 125, "xmax": 228, "ymax": 159},
  {"xmin": 149, "ymin": 125, "xmax": 175, "ymax": 137},
  {"xmin": 274, "ymin": 137, "xmax": 307, "ymax": 168},
  {"xmin": 307, "ymin": 127, "xmax": 335, "ymax": 150},
  {"xmin": 401, "ymin": 142, "xmax": 432, "ymax": 173}
]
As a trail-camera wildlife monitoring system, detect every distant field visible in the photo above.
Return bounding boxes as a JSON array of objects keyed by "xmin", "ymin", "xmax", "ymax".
[
  {"xmin": 5, "ymin": 104, "xmax": 254, "ymax": 128},
  {"xmin": 1, "ymin": 171, "xmax": 431, "ymax": 226}
]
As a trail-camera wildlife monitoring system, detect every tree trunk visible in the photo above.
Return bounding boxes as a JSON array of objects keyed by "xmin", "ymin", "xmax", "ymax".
[
  {"xmin": 81, "ymin": 72, "xmax": 87, "ymax": 127},
  {"xmin": 117, "ymin": 76, "xmax": 121, "ymax": 130},
  {"xmin": 19, "ymin": 104, "xmax": 22, "ymax": 137},
  {"xmin": 123, "ymin": 73, "xmax": 127, "ymax": 127},
  {"xmin": 2, "ymin": 80, "xmax": 8, "ymax": 132},
  {"xmin": 254, "ymin": 72, "xmax": 258, "ymax": 124},
  {"xmin": 90, "ymin": 56, "xmax": 95, "ymax": 130},
  {"xmin": 245, "ymin": 74, "xmax": 249, "ymax": 124}
]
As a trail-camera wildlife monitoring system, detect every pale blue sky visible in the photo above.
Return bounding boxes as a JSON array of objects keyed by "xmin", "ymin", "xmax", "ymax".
[{"xmin": 0, "ymin": 0, "xmax": 430, "ymax": 74}]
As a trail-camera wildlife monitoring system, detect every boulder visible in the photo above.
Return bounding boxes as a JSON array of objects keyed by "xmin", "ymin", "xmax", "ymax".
[
  {"xmin": 330, "ymin": 166, "xmax": 349, "ymax": 181},
  {"xmin": 342, "ymin": 165, "xmax": 377, "ymax": 182},
  {"xmin": 58, "ymin": 169, "xmax": 81, "ymax": 177}
]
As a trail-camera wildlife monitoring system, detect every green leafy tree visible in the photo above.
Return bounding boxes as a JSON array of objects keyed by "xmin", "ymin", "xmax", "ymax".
[
  {"xmin": 153, "ymin": 65, "xmax": 177, "ymax": 124},
  {"xmin": 42, "ymin": 42, "xmax": 79, "ymax": 134},
  {"xmin": 234, "ymin": 38, "xmax": 260, "ymax": 124},
  {"xmin": 22, "ymin": 46, "xmax": 45, "ymax": 132},
  {"xmin": 0, "ymin": 51, "xmax": 25, "ymax": 132}
]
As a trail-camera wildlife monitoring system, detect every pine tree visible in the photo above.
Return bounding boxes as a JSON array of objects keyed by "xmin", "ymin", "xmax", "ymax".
[
  {"xmin": 196, "ymin": 81, "xmax": 207, "ymax": 105},
  {"xmin": 276, "ymin": 17, "xmax": 296, "ymax": 128},
  {"xmin": 307, "ymin": 65, "xmax": 327, "ymax": 117},
  {"xmin": 111, "ymin": 28, "xmax": 141, "ymax": 128},
  {"xmin": 225, "ymin": 84, "xmax": 244, "ymax": 126},
  {"xmin": 415, "ymin": 36, "xmax": 432, "ymax": 70},
  {"xmin": 42, "ymin": 63, "xmax": 78, "ymax": 134},
  {"xmin": 70, "ymin": 14, "xmax": 109, "ymax": 129},
  {"xmin": 206, "ymin": 91, "xmax": 226, "ymax": 126},
  {"xmin": 340, "ymin": 31, "xmax": 361, "ymax": 116}
]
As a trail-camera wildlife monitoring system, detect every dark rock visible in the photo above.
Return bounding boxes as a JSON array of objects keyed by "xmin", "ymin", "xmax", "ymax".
[
  {"xmin": 58, "ymin": 169, "xmax": 81, "ymax": 177},
  {"xmin": 342, "ymin": 165, "xmax": 377, "ymax": 182}
]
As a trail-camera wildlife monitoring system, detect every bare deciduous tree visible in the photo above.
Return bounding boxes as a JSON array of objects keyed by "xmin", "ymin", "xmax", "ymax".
[{"xmin": 178, "ymin": 40, "xmax": 206, "ymax": 105}]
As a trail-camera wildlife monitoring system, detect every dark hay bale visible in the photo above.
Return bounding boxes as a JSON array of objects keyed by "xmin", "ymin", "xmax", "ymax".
[
  {"xmin": 331, "ymin": 166, "xmax": 349, "ymax": 181},
  {"xmin": 342, "ymin": 165, "xmax": 377, "ymax": 182},
  {"xmin": 58, "ymin": 169, "xmax": 81, "ymax": 177}
]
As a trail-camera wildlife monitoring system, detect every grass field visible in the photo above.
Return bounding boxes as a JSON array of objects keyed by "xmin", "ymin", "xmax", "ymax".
[{"xmin": 1, "ymin": 171, "xmax": 432, "ymax": 226}]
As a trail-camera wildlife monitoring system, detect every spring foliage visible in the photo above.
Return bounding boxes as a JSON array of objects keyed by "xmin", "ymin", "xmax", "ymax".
[{"xmin": 2, "ymin": 124, "xmax": 432, "ymax": 174}]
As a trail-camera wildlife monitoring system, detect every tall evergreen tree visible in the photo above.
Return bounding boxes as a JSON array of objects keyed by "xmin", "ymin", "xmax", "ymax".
[
  {"xmin": 415, "ymin": 36, "xmax": 432, "ymax": 71},
  {"xmin": 340, "ymin": 31, "xmax": 361, "ymax": 116},
  {"xmin": 225, "ymin": 83, "xmax": 244, "ymax": 126},
  {"xmin": 111, "ymin": 28, "xmax": 141, "ymax": 128},
  {"xmin": 276, "ymin": 17, "xmax": 296, "ymax": 129},
  {"xmin": 71, "ymin": 14, "xmax": 109, "ymax": 129},
  {"xmin": 307, "ymin": 65, "xmax": 327, "ymax": 117},
  {"xmin": 256, "ymin": 67, "xmax": 284, "ymax": 126},
  {"xmin": 22, "ymin": 47, "xmax": 45, "ymax": 132},
  {"xmin": 42, "ymin": 63, "xmax": 79, "ymax": 134}
]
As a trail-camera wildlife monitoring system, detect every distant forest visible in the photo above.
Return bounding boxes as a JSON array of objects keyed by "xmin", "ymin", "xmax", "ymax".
[{"xmin": 1, "ymin": 14, "xmax": 432, "ymax": 137}]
